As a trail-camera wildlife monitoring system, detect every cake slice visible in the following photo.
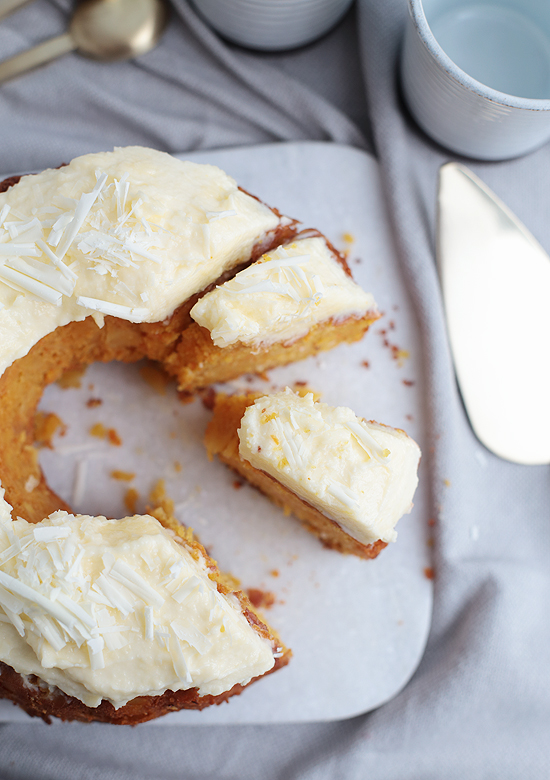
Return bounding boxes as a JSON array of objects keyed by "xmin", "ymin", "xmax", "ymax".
[
  {"xmin": 167, "ymin": 232, "xmax": 380, "ymax": 391},
  {"xmin": 205, "ymin": 389, "xmax": 421, "ymax": 559},
  {"xmin": 0, "ymin": 495, "xmax": 289, "ymax": 724}
]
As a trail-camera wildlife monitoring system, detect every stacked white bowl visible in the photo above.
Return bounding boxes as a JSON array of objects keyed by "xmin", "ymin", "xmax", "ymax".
[{"xmin": 191, "ymin": 0, "xmax": 354, "ymax": 51}]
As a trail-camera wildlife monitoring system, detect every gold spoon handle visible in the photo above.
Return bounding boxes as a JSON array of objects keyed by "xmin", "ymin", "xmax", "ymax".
[
  {"xmin": 0, "ymin": 32, "xmax": 75, "ymax": 84},
  {"xmin": 0, "ymin": 0, "xmax": 35, "ymax": 22}
]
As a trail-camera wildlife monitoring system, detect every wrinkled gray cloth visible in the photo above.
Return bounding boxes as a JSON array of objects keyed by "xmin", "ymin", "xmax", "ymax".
[{"xmin": 1, "ymin": 0, "xmax": 550, "ymax": 778}]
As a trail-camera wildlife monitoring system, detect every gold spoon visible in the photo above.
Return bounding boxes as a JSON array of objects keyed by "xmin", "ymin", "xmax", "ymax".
[{"xmin": 0, "ymin": 0, "xmax": 169, "ymax": 84}]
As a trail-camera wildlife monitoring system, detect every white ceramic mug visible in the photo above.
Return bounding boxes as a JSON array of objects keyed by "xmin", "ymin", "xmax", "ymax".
[
  {"xmin": 401, "ymin": 0, "xmax": 550, "ymax": 160},
  {"xmin": 192, "ymin": 0, "xmax": 354, "ymax": 52}
]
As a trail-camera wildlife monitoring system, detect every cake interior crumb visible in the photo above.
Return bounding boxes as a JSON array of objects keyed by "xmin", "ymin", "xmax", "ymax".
[{"xmin": 56, "ymin": 366, "xmax": 86, "ymax": 389}]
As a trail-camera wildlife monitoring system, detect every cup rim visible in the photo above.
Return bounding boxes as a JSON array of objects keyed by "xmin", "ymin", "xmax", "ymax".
[{"xmin": 408, "ymin": 0, "xmax": 550, "ymax": 110}]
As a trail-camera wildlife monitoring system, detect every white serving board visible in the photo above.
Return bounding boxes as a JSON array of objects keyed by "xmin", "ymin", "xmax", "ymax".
[{"xmin": 0, "ymin": 142, "xmax": 432, "ymax": 725}]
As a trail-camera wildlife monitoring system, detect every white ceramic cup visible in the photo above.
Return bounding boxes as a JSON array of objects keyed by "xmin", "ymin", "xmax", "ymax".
[
  {"xmin": 401, "ymin": 0, "xmax": 550, "ymax": 160},
  {"xmin": 191, "ymin": 0, "xmax": 354, "ymax": 52}
]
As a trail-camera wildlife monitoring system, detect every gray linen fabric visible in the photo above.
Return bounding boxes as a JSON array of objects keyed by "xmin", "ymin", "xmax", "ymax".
[
  {"xmin": 0, "ymin": 0, "xmax": 368, "ymax": 173},
  {"xmin": 1, "ymin": 0, "xmax": 550, "ymax": 777}
]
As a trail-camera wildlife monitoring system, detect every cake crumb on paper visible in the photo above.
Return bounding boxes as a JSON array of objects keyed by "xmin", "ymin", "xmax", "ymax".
[
  {"xmin": 111, "ymin": 470, "xmax": 135, "ymax": 482},
  {"xmin": 246, "ymin": 588, "xmax": 276, "ymax": 610},
  {"xmin": 89, "ymin": 423, "xmax": 122, "ymax": 446},
  {"xmin": 34, "ymin": 411, "xmax": 66, "ymax": 448},
  {"xmin": 148, "ymin": 479, "xmax": 175, "ymax": 517},
  {"xmin": 124, "ymin": 488, "xmax": 139, "ymax": 515}
]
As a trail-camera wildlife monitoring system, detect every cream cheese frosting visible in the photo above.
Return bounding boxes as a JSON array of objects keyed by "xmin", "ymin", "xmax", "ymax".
[
  {"xmin": 0, "ymin": 494, "xmax": 276, "ymax": 708},
  {"xmin": 238, "ymin": 389, "xmax": 421, "ymax": 546},
  {"xmin": 0, "ymin": 146, "xmax": 281, "ymax": 378},
  {"xmin": 190, "ymin": 235, "xmax": 377, "ymax": 348}
]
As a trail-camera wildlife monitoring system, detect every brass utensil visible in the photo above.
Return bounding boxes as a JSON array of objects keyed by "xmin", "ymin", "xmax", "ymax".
[{"xmin": 0, "ymin": 0, "xmax": 169, "ymax": 84}]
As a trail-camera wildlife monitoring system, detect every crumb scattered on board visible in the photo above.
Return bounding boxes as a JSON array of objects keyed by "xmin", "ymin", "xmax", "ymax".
[
  {"xmin": 246, "ymin": 588, "xmax": 276, "ymax": 610},
  {"xmin": 86, "ymin": 398, "xmax": 102, "ymax": 408},
  {"xmin": 124, "ymin": 488, "xmax": 139, "ymax": 515},
  {"xmin": 340, "ymin": 232, "xmax": 354, "ymax": 259},
  {"xmin": 89, "ymin": 422, "xmax": 122, "ymax": 446},
  {"xmin": 111, "ymin": 470, "xmax": 135, "ymax": 482},
  {"xmin": 377, "ymin": 321, "xmax": 410, "ymax": 367},
  {"xmin": 148, "ymin": 478, "xmax": 175, "ymax": 517},
  {"xmin": 34, "ymin": 412, "xmax": 66, "ymax": 448}
]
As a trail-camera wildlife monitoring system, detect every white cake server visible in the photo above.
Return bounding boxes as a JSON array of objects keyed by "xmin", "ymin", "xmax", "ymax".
[{"xmin": 437, "ymin": 163, "xmax": 550, "ymax": 465}]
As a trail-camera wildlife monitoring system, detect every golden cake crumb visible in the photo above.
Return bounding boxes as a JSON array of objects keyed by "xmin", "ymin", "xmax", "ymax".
[
  {"xmin": 111, "ymin": 470, "xmax": 135, "ymax": 482},
  {"xmin": 124, "ymin": 487, "xmax": 139, "ymax": 515},
  {"xmin": 34, "ymin": 412, "xmax": 66, "ymax": 448},
  {"xmin": 90, "ymin": 422, "xmax": 106, "ymax": 439},
  {"xmin": 148, "ymin": 478, "xmax": 175, "ymax": 517},
  {"xmin": 246, "ymin": 589, "xmax": 276, "ymax": 610},
  {"xmin": 89, "ymin": 423, "xmax": 122, "ymax": 446}
]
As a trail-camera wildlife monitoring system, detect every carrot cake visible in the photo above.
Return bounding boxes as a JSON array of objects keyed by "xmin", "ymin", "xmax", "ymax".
[
  {"xmin": 205, "ymin": 389, "xmax": 421, "ymax": 559},
  {"xmin": 0, "ymin": 146, "xmax": 380, "ymax": 723}
]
